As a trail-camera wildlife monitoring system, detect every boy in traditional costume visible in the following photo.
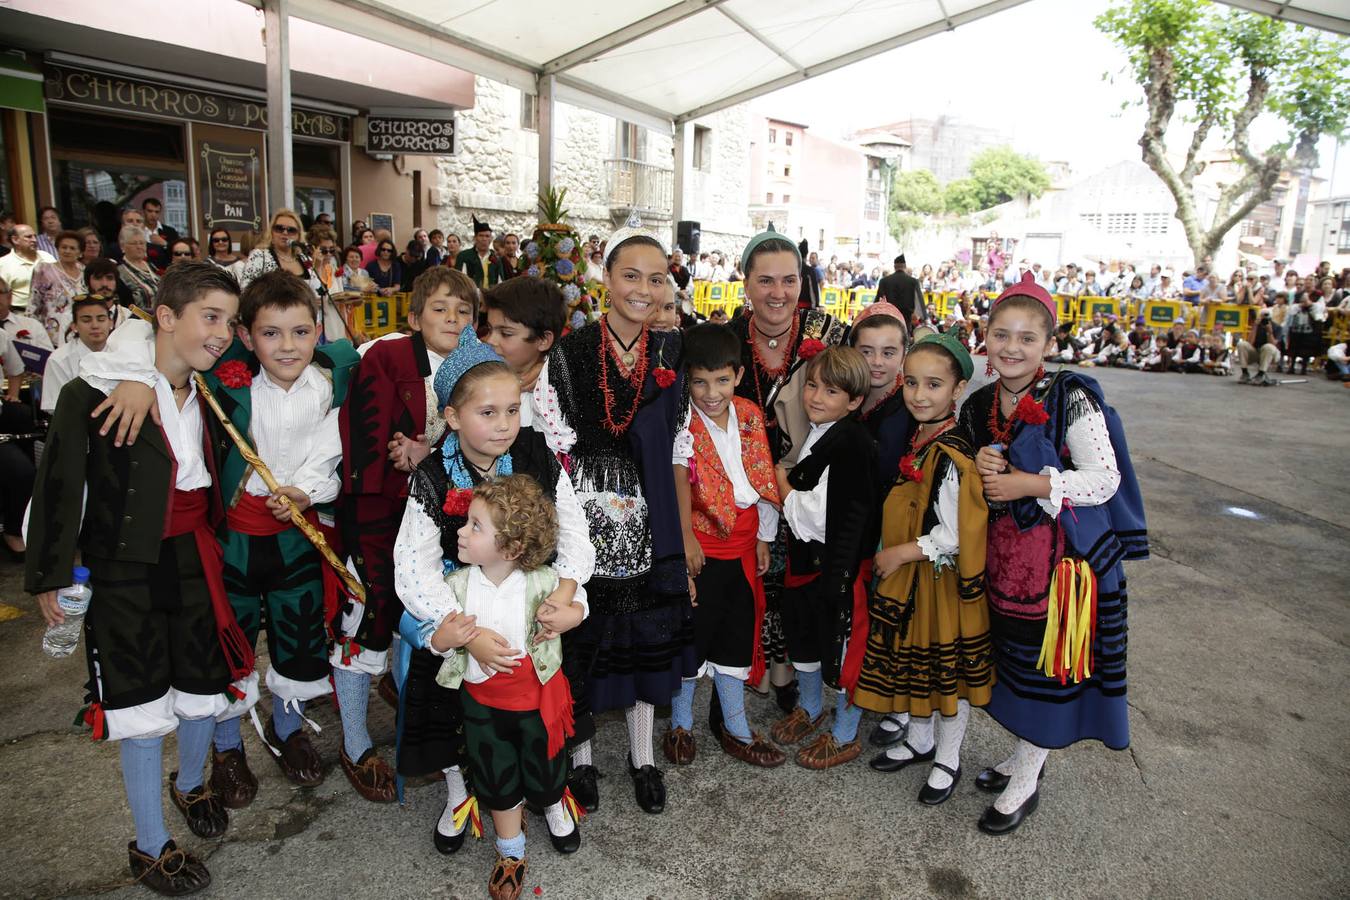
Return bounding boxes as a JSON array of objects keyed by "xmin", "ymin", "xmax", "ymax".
[
  {"xmin": 28, "ymin": 262, "xmax": 246, "ymax": 895},
  {"xmin": 770, "ymin": 346, "xmax": 880, "ymax": 769},
  {"xmin": 666, "ymin": 323, "xmax": 786, "ymax": 768},
  {"xmin": 431, "ymin": 475, "xmax": 583, "ymax": 900}
]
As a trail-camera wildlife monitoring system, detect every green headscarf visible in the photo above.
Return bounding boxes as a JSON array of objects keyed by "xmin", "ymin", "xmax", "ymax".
[
  {"xmin": 912, "ymin": 331, "xmax": 974, "ymax": 381},
  {"xmin": 740, "ymin": 226, "xmax": 801, "ymax": 275}
]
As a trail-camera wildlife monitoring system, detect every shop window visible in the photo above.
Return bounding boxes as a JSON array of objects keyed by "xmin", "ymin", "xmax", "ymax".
[{"xmin": 49, "ymin": 109, "xmax": 187, "ymax": 235}]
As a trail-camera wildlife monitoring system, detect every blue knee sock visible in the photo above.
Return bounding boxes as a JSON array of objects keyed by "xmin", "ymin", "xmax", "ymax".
[
  {"xmin": 333, "ymin": 668, "xmax": 373, "ymax": 761},
  {"xmin": 713, "ymin": 672, "xmax": 751, "ymax": 742},
  {"xmin": 495, "ymin": 830, "xmax": 526, "ymax": 860},
  {"xmin": 797, "ymin": 668, "xmax": 824, "ymax": 719},
  {"xmin": 121, "ymin": 737, "xmax": 171, "ymax": 856},
  {"xmin": 670, "ymin": 678, "xmax": 696, "ymax": 731},
  {"xmin": 174, "ymin": 716, "xmax": 215, "ymax": 793},
  {"xmin": 213, "ymin": 715, "xmax": 243, "ymax": 752},
  {"xmin": 831, "ymin": 691, "xmax": 863, "ymax": 744},
  {"xmin": 272, "ymin": 698, "xmax": 305, "ymax": 742}
]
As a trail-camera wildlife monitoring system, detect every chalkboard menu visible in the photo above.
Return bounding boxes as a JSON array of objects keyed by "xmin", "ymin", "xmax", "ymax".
[{"xmin": 200, "ymin": 143, "xmax": 262, "ymax": 231}]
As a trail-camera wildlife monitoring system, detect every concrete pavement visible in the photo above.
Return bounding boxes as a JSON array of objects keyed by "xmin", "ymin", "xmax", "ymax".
[{"xmin": 1, "ymin": 365, "xmax": 1347, "ymax": 899}]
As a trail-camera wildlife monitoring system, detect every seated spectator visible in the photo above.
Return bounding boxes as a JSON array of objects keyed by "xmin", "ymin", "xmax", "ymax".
[
  {"xmin": 0, "ymin": 388, "xmax": 36, "ymax": 557},
  {"xmin": 77, "ymin": 227, "xmax": 103, "ymax": 267},
  {"xmin": 1046, "ymin": 321, "xmax": 1081, "ymax": 363},
  {"xmin": 35, "ymin": 206, "xmax": 63, "ymax": 258},
  {"xmin": 0, "ymin": 275, "xmax": 52, "ymax": 351},
  {"xmin": 0, "ymin": 223, "xmax": 55, "ymax": 310},
  {"xmin": 115, "ymin": 225, "xmax": 160, "ymax": 309},
  {"xmin": 365, "ymin": 238, "xmax": 402, "ymax": 296},
  {"xmin": 1200, "ymin": 333, "xmax": 1231, "ymax": 376},
  {"xmin": 399, "ymin": 239, "xmax": 429, "ymax": 292},
  {"xmin": 1237, "ymin": 310, "xmax": 1280, "ymax": 386},
  {"xmin": 1152, "ymin": 270, "xmax": 1180, "ymax": 299},
  {"xmin": 30, "ymin": 230, "xmax": 85, "ymax": 346},
  {"xmin": 205, "ymin": 227, "xmax": 238, "ymax": 268},
  {"xmin": 1326, "ymin": 340, "xmax": 1348, "ymax": 384},
  {"xmin": 1175, "ymin": 330, "xmax": 1204, "ymax": 373},
  {"xmin": 40, "ymin": 295, "xmax": 111, "ymax": 414},
  {"xmin": 168, "ymin": 238, "xmax": 196, "ymax": 266}
]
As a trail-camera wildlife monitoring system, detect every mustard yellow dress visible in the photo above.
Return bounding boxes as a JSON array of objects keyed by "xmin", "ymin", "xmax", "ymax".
[{"xmin": 853, "ymin": 433, "xmax": 993, "ymax": 718}]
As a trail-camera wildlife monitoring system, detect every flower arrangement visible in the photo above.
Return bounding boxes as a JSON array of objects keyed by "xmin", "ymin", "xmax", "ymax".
[{"xmin": 525, "ymin": 187, "xmax": 601, "ymax": 326}]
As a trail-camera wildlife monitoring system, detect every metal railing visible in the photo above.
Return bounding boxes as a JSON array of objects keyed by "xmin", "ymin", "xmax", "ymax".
[{"xmin": 605, "ymin": 158, "xmax": 673, "ymax": 214}]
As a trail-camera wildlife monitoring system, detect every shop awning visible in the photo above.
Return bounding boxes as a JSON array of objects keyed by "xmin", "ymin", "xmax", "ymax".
[
  {"xmin": 256, "ymin": 0, "xmax": 1034, "ymax": 130},
  {"xmin": 0, "ymin": 54, "xmax": 45, "ymax": 114}
]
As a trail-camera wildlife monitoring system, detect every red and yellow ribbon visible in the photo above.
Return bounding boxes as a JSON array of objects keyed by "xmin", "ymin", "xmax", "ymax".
[{"xmin": 1037, "ymin": 558, "xmax": 1097, "ymax": 684}]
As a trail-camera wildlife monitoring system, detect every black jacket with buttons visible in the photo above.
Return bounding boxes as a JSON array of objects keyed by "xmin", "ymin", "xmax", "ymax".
[{"xmin": 24, "ymin": 377, "xmax": 222, "ymax": 594}]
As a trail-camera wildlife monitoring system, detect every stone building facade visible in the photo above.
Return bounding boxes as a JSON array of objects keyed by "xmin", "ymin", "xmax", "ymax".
[{"xmin": 430, "ymin": 76, "xmax": 753, "ymax": 259}]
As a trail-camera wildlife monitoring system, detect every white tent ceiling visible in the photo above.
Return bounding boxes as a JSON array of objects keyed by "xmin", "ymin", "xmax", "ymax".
[
  {"xmin": 1214, "ymin": 0, "xmax": 1350, "ymax": 36},
  {"xmin": 260, "ymin": 0, "xmax": 1034, "ymax": 130}
]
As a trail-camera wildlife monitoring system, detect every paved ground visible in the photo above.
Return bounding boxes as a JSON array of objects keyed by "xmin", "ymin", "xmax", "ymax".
[{"xmin": 1, "ymin": 366, "xmax": 1347, "ymax": 900}]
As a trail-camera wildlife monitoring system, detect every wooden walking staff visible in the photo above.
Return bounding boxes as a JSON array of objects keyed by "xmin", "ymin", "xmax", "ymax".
[
  {"xmin": 192, "ymin": 372, "xmax": 366, "ymax": 602},
  {"xmin": 125, "ymin": 304, "xmax": 365, "ymax": 601}
]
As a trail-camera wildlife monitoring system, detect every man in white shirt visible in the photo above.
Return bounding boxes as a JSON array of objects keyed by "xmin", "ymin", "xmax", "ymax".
[
  {"xmin": 0, "ymin": 224, "xmax": 55, "ymax": 310},
  {"xmin": 41, "ymin": 296, "xmax": 111, "ymax": 413}
]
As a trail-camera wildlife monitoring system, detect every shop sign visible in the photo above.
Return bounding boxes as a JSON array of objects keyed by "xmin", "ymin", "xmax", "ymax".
[
  {"xmin": 44, "ymin": 64, "xmax": 350, "ymax": 140},
  {"xmin": 200, "ymin": 143, "xmax": 262, "ymax": 231},
  {"xmin": 365, "ymin": 114, "xmax": 456, "ymax": 155}
]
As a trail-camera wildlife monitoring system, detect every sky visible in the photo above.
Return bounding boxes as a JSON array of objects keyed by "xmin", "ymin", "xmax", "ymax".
[{"xmin": 754, "ymin": 0, "xmax": 1349, "ymax": 193}]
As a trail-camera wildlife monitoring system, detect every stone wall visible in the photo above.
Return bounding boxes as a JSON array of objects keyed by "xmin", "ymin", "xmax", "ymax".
[{"xmin": 431, "ymin": 75, "xmax": 754, "ymax": 251}]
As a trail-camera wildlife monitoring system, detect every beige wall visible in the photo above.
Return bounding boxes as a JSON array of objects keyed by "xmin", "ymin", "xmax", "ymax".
[{"xmin": 349, "ymin": 152, "xmax": 440, "ymax": 246}]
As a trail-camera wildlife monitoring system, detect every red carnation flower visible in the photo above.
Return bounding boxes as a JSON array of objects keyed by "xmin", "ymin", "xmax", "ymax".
[
  {"xmin": 443, "ymin": 487, "xmax": 474, "ymax": 517},
  {"xmin": 798, "ymin": 338, "xmax": 826, "ymax": 360},
  {"xmin": 898, "ymin": 453, "xmax": 923, "ymax": 483},
  {"xmin": 215, "ymin": 360, "xmax": 252, "ymax": 389},
  {"xmin": 15, "ymin": 329, "xmax": 31, "ymax": 339},
  {"xmin": 653, "ymin": 367, "xmax": 676, "ymax": 389},
  {"xmin": 1013, "ymin": 393, "xmax": 1049, "ymax": 425}
]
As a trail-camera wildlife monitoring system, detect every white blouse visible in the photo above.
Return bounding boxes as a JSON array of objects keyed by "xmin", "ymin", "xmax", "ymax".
[
  {"xmin": 781, "ymin": 420, "xmax": 834, "ymax": 544},
  {"xmin": 393, "ymin": 462, "xmax": 594, "ymax": 644},
  {"xmin": 1037, "ymin": 394, "xmax": 1120, "ymax": 518},
  {"xmin": 915, "ymin": 464, "xmax": 961, "ymax": 564}
]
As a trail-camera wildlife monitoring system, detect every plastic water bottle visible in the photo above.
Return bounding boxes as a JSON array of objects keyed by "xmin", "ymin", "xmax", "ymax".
[{"xmin": 42, "ymin": 567, "xmax": 92, "ymax": 659}]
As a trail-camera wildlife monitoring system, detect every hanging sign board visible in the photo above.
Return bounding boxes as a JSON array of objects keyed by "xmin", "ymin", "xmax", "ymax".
[
  {"xmin": 364, "ymin": 113, "xmax": 456, "ymax": 155},
  {"xmin": 200, "ymin": 143, "xmax": 262, "ymax": 231}
]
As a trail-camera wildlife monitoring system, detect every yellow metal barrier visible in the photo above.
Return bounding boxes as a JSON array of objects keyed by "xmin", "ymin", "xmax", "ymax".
[
  {"xmin": 1078, "ymin": 296, "xmax": 1120, "ymax": 322},
  {"xmin": 1203, "ymin": 303, "xmax": 1255, "ymax": 334},
  {"xmin": 360, "ymin": 291, "xmax": 410, "ymax": 337},
  {"xmin": 1141, "ymin": 299, "xmax": 1188, "ymax": 328}
]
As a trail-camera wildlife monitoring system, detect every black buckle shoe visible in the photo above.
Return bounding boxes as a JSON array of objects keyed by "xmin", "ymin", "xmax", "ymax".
[
  {"xmin": 433, "ymin": 818, "xmax": 467, "ymax": 855},
  {"xmin": 627, "ymin": 759, "xmax": 666, "ymax": 814},
  {"xmin": 168, "ymin": 773, "xmax": 229, "ymax": 839},
  {"xmin": 868, "ymin": 741, "xmax": 935, "ymax": 773},
  {"xmin": 917, "ymin": 762, "xmax": 961, "ymax": 805},
  {"xmin": 128, "ymin": 839, "xmax": 211, "ymax": 896},
  {"xmin": 867, "ymin": 715, "xmax": 907, "ymax": 748},
  {"xmin": 975, "ymin": 762, "xmax": 1045, "ymax": 794},
  {"xmin": 978, "ymin": 790, "xmax": 1040, "ymax": 835},
  {"xmin": 568, "ymin": 763, "xmax": 601, "ymax": 812}
]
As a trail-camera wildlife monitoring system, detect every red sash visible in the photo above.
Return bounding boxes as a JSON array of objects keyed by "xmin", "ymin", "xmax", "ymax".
[
  {"xmin": 781, "ymin": 557, "xmax": 870, "ymax": 701},
  {"xmin": 166, "ymin": 489, "xmax": 254, "ymax": 681},
  {"xmin": 464, "ymin": 659, "xmax": 575, "ymax": 760},
  {"xmin": 694, "ymin": 504, "xmax": 769, "ymax": 685},
  {"xmin": 226, "ymin": 492, "xmax": 344, "ymax": 635}
]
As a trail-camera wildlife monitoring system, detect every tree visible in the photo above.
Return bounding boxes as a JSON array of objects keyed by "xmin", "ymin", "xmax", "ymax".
[
  {"xmin": 888, "ymin": 169, "xmax": 945, "ymax": 243},
  {"xmin": 966, "ymin": 146, "xmax": 1052, "ymax": 209},
  {"xmin": 943, "ymin": 179, "xmax": 984, "ymax": 215},
  {"xmin": 1097, "ymin": 0, "xmax": 1350, "ymax": 267}
]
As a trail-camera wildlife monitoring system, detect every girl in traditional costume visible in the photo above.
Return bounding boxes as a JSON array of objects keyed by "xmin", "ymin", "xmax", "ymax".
[
  {"xmin": 531, "ymin": 216, "xmax": 694, "ymax": 814},
  {"xmin": 854, "ymin": 333, "xmax": 991, "ymax": 805},
  {"xmin": 960, "ymin": 272, "xmax": 1147, "ymax": 834},
  {"xmin": 393, "ymin": 328, "xmax": 593, "ymax": 854}
]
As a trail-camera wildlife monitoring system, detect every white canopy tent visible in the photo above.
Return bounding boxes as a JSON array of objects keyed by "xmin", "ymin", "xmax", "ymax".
[
  {"xmin": 240, "ymin": 0, "xmax": 1032, "ymax": 232},
  {"xmin": 241, "ymin": 0, "xmax": 1348, "ymax": 235}
]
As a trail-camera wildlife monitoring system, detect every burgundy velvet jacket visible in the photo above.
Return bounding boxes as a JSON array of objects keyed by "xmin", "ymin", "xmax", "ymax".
[{"xmin": 340, "ymin": 331, "xmax": 432, "ymax": 502}]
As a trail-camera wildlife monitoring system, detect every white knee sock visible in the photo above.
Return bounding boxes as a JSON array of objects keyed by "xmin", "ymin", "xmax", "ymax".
[
  {"xmin": 994, "ymin": 740, "xmax": 1049, "ymax": 814},
  {"xmin": 884, "ymin": 713, "xmax": 934, "ymax": 761},
  {"xmin": 570, "ymin": 740, "xmax": 593, "ymax": 769},
  {"xmin": 928, "ymin": 700, "xmax": 970, "ymax": 790},
  {"xmin": 544, "ymin": 799, "xmax": 575, "ymax": 837},
  {"xmin": 625, "ymin": 701, "xmax": 655, "ymax": 768},
  {"xmin": 437, "ymin": 766, "xmax": 469, "ymax": 836}
]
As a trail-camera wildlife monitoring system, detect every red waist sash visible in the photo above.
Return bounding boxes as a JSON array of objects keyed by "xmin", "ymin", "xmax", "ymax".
[
  {"xmin": 167, "ymin": 489, "xmax": 254, "ymax": 681},
  {"xmin": 226, "ymin": 492, "xmax": 344, "ymax": 636},
  {"xmin": 464, "ymin": 658, "xmax": 574, "ymax": 759},
  {"xmin": 695, "ymin": 504, "xmax": 768, "ymax": 685}
]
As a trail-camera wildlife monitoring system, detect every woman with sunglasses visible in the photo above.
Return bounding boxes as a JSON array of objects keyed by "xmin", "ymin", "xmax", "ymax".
[
  {"xmin": 240, "ymin": 209, "xmax": 310, "ymax": 289},
  {"xmin": 168, "ymin": 238, "xmax": 196, "ymax": 266},
  {"xmin": 364, "ymin": 239, "xmax": 401, "ymax": 297},
  {"xmin": 308, "ymin": 224, "xmax": 364, "ymax": 346},
  {"xmin": 206, "ymin": 228, "xmax": 239, "ymax": 269}
]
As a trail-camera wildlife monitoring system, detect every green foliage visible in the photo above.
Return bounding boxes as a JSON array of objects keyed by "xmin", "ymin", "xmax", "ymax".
[
  {"xmin": 537, "ymin": 186, "xmax": 571, "ymax": 224},
  {"xmin": 943, "ymin": 179, "xmax": 984, "ymax": 215},
  {"xmin": 891, "ymin": 169, "xmax": 945, "ymax": 215},
  {"xmin": 966, "ymin": 146, "xmax": 1052, "ymax": 208}
]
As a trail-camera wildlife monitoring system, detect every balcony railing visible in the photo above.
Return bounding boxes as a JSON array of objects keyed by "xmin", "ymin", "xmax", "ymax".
[{"xmin": 605, "ymin": 158, "xmax": 673, "ymax": 215}]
